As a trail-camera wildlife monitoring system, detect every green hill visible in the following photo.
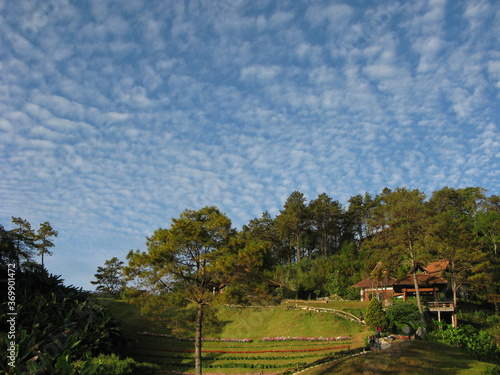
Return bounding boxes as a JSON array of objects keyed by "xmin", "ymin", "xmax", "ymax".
[
  {"xmin": 301, "ymin": 340, "xmax": 499, "ymax": 375},
  {"xmin": 97, "ymin": 298, "xmax": 498, "ymax": 374}
]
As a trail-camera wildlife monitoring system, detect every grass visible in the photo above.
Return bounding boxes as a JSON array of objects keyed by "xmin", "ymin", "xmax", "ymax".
[
  {"xmin": 96, "ymin": 298, "xmax": 499, "ymax": 374},
  {"xmin": 96, "ymin": 298, "xmax": 369, "ymax": 373},
  {"xmin": 217, "ymin": 305, "xmax": 366, "ymax": 344},
  {"xmin": 301, "ymin": 340, "xmax": 499, "ymax": 375}
]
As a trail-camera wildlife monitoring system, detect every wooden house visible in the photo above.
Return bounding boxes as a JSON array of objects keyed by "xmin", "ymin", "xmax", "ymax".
[
  {"xmin": 351, "ymin": 262, "xmax": 397, "ymax": 302},
  {"xmin": 392, "ymin": 260, "xmax": 450, "ymax": 302}
]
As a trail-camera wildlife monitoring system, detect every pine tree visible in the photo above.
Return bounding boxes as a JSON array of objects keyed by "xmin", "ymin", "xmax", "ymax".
[{"xmin": 365, "ymin": 297, "xmax": 389, "ymax": 331}]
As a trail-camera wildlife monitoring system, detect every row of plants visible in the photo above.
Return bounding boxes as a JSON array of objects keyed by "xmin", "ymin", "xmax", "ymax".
[
  {"xmin": 162, "ymin": 345, "xmax": 350, "ymax": 353},
  {"xmin": 160, "ymin": 348, "xmax": 369, "ymax": 375},
  {"xmin": 142, "ymin": 350, "xmax": 352, "ymax": 361},
  {"xmin": 261, "ymin": 335, "xmax": 351, "ymax": 342},
  {"xmin": 138, "ymin": 331, "xmax": 352, "ymax": 343},
  {"xmin": 138, "ymin": 332, "xmax": 254, "ymax": 342},
  {"xmin": 164, "ymin": 361, "xmax": 310, "ymax": 369}
]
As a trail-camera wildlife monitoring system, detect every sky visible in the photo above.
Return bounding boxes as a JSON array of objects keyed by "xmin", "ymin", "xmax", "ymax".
[{"xmin": 1, "ymin": 0, "xmax": 499, "ymax": 290}]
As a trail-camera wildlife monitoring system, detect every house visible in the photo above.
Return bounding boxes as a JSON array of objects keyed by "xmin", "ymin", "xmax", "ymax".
[
  {"xmin": 392, "ymin": 260, "xmax": 450, "ymax": 302},
  {"xmin": 352, "ymin": 260, "xmax": 450, "ymax": 302},
  {"xmin": 351, "ymin": 261, "xmax": 397, "ymax": 302},
  {"xmin": 352, "ymin": 259, "xmax": 457, "ymax": 326}
]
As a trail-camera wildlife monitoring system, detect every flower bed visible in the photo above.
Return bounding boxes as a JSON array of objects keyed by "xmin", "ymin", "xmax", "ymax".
[
  {"xmin": 137, "ymin": 332, "xmax": 252, "ymax": 342},
  {"xmin": 261, "ymin": 336, "xmax": 351, "ymax": 342},
  {"xmin": 159, "ymin": 345, "xmax": 350, "ymax": 354}
]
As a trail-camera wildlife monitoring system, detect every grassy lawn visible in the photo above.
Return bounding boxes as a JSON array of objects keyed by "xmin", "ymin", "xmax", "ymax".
[
  {"xmin": 96, "ymin": 298, "xmax": 370, "ymax": 373},
  {"xmin": 217, "ymin": 305, "xmax": 367, "ymax": 344},
  {"xmin": 301, "ymin": 340, "xmax": 499, "ymax": 375},
  {"xmin": 96, "ymin": 298, "xmax": 498, "ymax": 374}
]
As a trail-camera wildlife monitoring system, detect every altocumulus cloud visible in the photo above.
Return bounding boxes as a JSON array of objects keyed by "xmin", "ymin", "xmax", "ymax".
[{"xmin": 0, "ymin": 0, "xmax": 498, "ymax": 289}]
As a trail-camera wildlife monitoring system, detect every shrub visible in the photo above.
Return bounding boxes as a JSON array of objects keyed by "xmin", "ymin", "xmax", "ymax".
[
  {"xmin": 74, "ymin": 354, "xmax": 159, "ymax": 375},
  {"xmin": 386, "ymin": 299, "xmax": 422, "ymax": 332},
  {"xmin": 432, "ymin": 322, "xmax": 500, "ymax": 362},
  {"xmin": 365, "ymin": 298, "xmax": 389, "ymax": 331}
]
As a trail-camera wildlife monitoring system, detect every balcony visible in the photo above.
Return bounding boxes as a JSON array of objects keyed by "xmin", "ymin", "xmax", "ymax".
[{"xmin": 425, "ymin": 301, "xmax": 455, "ymax": 312}]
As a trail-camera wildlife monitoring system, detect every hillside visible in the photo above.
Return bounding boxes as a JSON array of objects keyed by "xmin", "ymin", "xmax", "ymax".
[
  {"xmin": 98, "ymin": 299, "xmax": 369, "ymax": 373},
  {"xmin": 301, "ymin": 340, "xmax": 499, "ymax": 375},
  {"xmin": 97, "ymin": 299, "xmax": 499, "ymax": 374}
]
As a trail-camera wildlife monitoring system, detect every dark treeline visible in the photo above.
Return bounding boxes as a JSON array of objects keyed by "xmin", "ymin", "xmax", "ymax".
[{"xmin": 220, "ymin": 186, "xmax": 499, "ymax": 304}]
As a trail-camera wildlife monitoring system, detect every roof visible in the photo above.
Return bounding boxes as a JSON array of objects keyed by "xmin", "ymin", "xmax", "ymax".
[
  {"xmin": 425, "ymin": 259, "xmax": 449, "ymax": 275},
  {"xmin": 352, "ymin": 276, "xmax": 397, "ymax": 289},
  {"xmin": 351, "ymin": 261, "xmax": 397, "ymax": 289},
  {"xmin": 352, "ymin": 259, "xmax": 450, "ymax": 290},
  {"xmin": 393, "ymin": 260, "xmax": 450, "ymax": 290},
  {"xmin": 393, "ymin": 273, "xmax": 448, "ymax": 287}
]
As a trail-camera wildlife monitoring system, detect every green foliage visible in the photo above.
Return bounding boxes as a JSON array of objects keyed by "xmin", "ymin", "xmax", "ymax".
[
  {"xmin": 386, "ymin": 299, "xmax": 423, "ymax": 331},
  {"xmin": 0, "ymin": 266, "xmax": 124, "ymax": 374},
  {"xmin": 432, "ymin": 321, "xmax": 500, "ymax": 362},
  {"xmin": 74, "ymin": 354, "xmax": 158, "ymax": 375},
  {"xmin": 364, "ymin": 298, "xmax": 388, "ymax": 331},
  {"xmin": 91, "ymin": 257, "xmax": 125, "ymax": 296}
]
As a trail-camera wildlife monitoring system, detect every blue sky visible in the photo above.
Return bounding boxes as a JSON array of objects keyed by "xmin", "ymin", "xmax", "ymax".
[{"xmin": 1, "ymin": 0, "xmax": 499, "ymax": 289}]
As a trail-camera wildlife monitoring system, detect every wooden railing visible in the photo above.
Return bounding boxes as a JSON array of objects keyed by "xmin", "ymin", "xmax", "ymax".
[
  {"xmin": 294, "ymin": 305, "xmax": 365, "ymax": 324},
  {"xmin": 425, "ymin": 301, "xmax": 455, "ymax": 310}
]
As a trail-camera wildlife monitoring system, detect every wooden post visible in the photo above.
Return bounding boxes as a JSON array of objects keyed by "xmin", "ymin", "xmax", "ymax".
[{"xmin": 403, "ymin": 289, "xmax": 407, "ymax": 302}]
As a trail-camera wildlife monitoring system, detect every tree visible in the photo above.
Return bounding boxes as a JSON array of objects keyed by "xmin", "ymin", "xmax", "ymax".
[
  {"xmin": 35, "ymin": 221, "xmax": 58, "ymax": 268},
  {"xmin": 427, "ymin": 187, "xmax": 486, "ymax": 305},
  {"xmin": 10, "ymin": 217, "xmax": 36, "ymax": 269},
  {"xmin": 345, "ymin": 193, "xmax": 375, "ymax": 250},
  {"xmin": 123, "ymin": 206, "xmax": 233, "ymax": 375},
  {"xmin": 365, "ymin": 188, "xmax": 429, "ymax": 316},
  {"xmin": 275, "ymin": 191, "xmax": 310, "ymax": 263},
  {"xmin": 241, "ymin": 211, "xmax": 282, "ymax": 267},
  {"xmin": 365, "ymin": 297, "xmax": 389, "ymax": 331},
  {"xmin": 309, "ymin": 193, "xmax": 344, "ymax": 256},
  {"xmin": 91, "ymin": 257, "xmax": 125, "ymax": 296},
  {"xmin": 0, "ymin": 224, "xmax": 17, "ymax": 267}
]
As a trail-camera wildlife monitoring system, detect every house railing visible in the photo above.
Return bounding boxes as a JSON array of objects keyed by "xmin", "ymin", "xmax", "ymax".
[{"xmin": 425, "ymin": 301, "xmax": 455, "ymax": 310}]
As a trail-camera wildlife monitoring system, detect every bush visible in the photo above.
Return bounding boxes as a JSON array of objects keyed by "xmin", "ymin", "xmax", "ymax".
[
  {"xmin": 432, "ymin": 321, "xmax": 500, "ymax": 362},
  {"xmin": 386, "ymin": 299, "xmax": 422, "ymax": 332},
  {"xmin": 365, "ymin": 298, "xmax": 389, "ymax": 331},
  {"xmin": 74, "ymin": 354, "xmax": 159, "ymax": 375}
]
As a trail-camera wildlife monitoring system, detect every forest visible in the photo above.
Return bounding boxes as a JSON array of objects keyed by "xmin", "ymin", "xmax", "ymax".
[
  {"xmin": 1, "ymin": 185, "xmax": 499, "ymax": 374},
  {"xmin": 119, "ymin": 186, "xmax": 499, "ymax": 305}
]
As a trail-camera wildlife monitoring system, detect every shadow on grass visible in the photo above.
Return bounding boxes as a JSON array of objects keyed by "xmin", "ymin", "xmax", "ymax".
[
  {"xmin": 310, "ymin": 340, "xmax": 492, "ymax": 375},
  {"xmin": 95, "ymin": 298, "xmax": 229, "ymax": 372}
]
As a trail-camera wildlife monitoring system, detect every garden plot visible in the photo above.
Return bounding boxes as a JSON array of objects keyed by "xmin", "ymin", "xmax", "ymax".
[{"xmin": 135, "ymin": 334, "xmax": 353, "ymax": 374}]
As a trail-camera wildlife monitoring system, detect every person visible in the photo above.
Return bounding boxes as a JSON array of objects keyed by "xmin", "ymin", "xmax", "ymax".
[
  {"xmin": 359, "ymin": 312, "xmax": 364, "ymax": 322},
  {"xmin": 376, "ymin": 326, "xmax": 381, "ymax": 338},
  {"xmin": 369, "ymin": 335, "xmax": 375, "ymax": 350}
]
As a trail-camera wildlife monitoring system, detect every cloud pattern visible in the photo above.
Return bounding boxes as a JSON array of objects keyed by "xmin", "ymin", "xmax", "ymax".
[{"xmin": 0, "ymin": 0, "xmax": 498, "ymax": 288}]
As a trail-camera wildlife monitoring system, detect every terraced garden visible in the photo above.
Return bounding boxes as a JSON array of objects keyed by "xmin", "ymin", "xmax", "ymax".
[{"xmin": 98, "ymin": 299, "xmax": 370, "ymax": 374}]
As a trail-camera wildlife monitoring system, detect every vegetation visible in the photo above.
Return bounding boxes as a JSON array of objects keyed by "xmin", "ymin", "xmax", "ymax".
[
  {"xmin": 91, "ymin": 257, "xmax": 125, "ymax": 296},
  {"xmin": 1, "ymin": 184, "xmax": 499, "ymax": 374},
  {"xmin": 100, "ymin": 299, "xmax": 368, "ymax": 373},
  {"xmin": 0, "ymin": 218, "xmax": 158, "ymax": 375},
  {"xmin": 365, "ymin": 298, "xmax": 389, "ymax": 331},
  {"xmin": 385, "ymin": 299, "xmax": 423, "ymax": 332},
  {"xmin": 432, "ymin": 321, "xmax": 500, "ymax": 362}
]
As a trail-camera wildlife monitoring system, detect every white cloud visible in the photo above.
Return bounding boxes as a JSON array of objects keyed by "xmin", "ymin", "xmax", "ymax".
[
  {"xmin": 240, "ymin": 64, "xmax": 281, "ymax": 81},
  {"xmin": 0, "ymin": 0, "xmax": 498, "ymax": 289}
]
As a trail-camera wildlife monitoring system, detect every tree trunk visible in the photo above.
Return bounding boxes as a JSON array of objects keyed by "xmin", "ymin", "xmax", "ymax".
[
  {"xmin": 410, "ymin": 253, "xmax": 424, "ymax": 317},
  {"xmin": 195, "ymin": 303, "xmax": 204, "ymax": 375},
  {"xmin": 296, "ymin": 234, "xmax": 301, "ymax": 263}
]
